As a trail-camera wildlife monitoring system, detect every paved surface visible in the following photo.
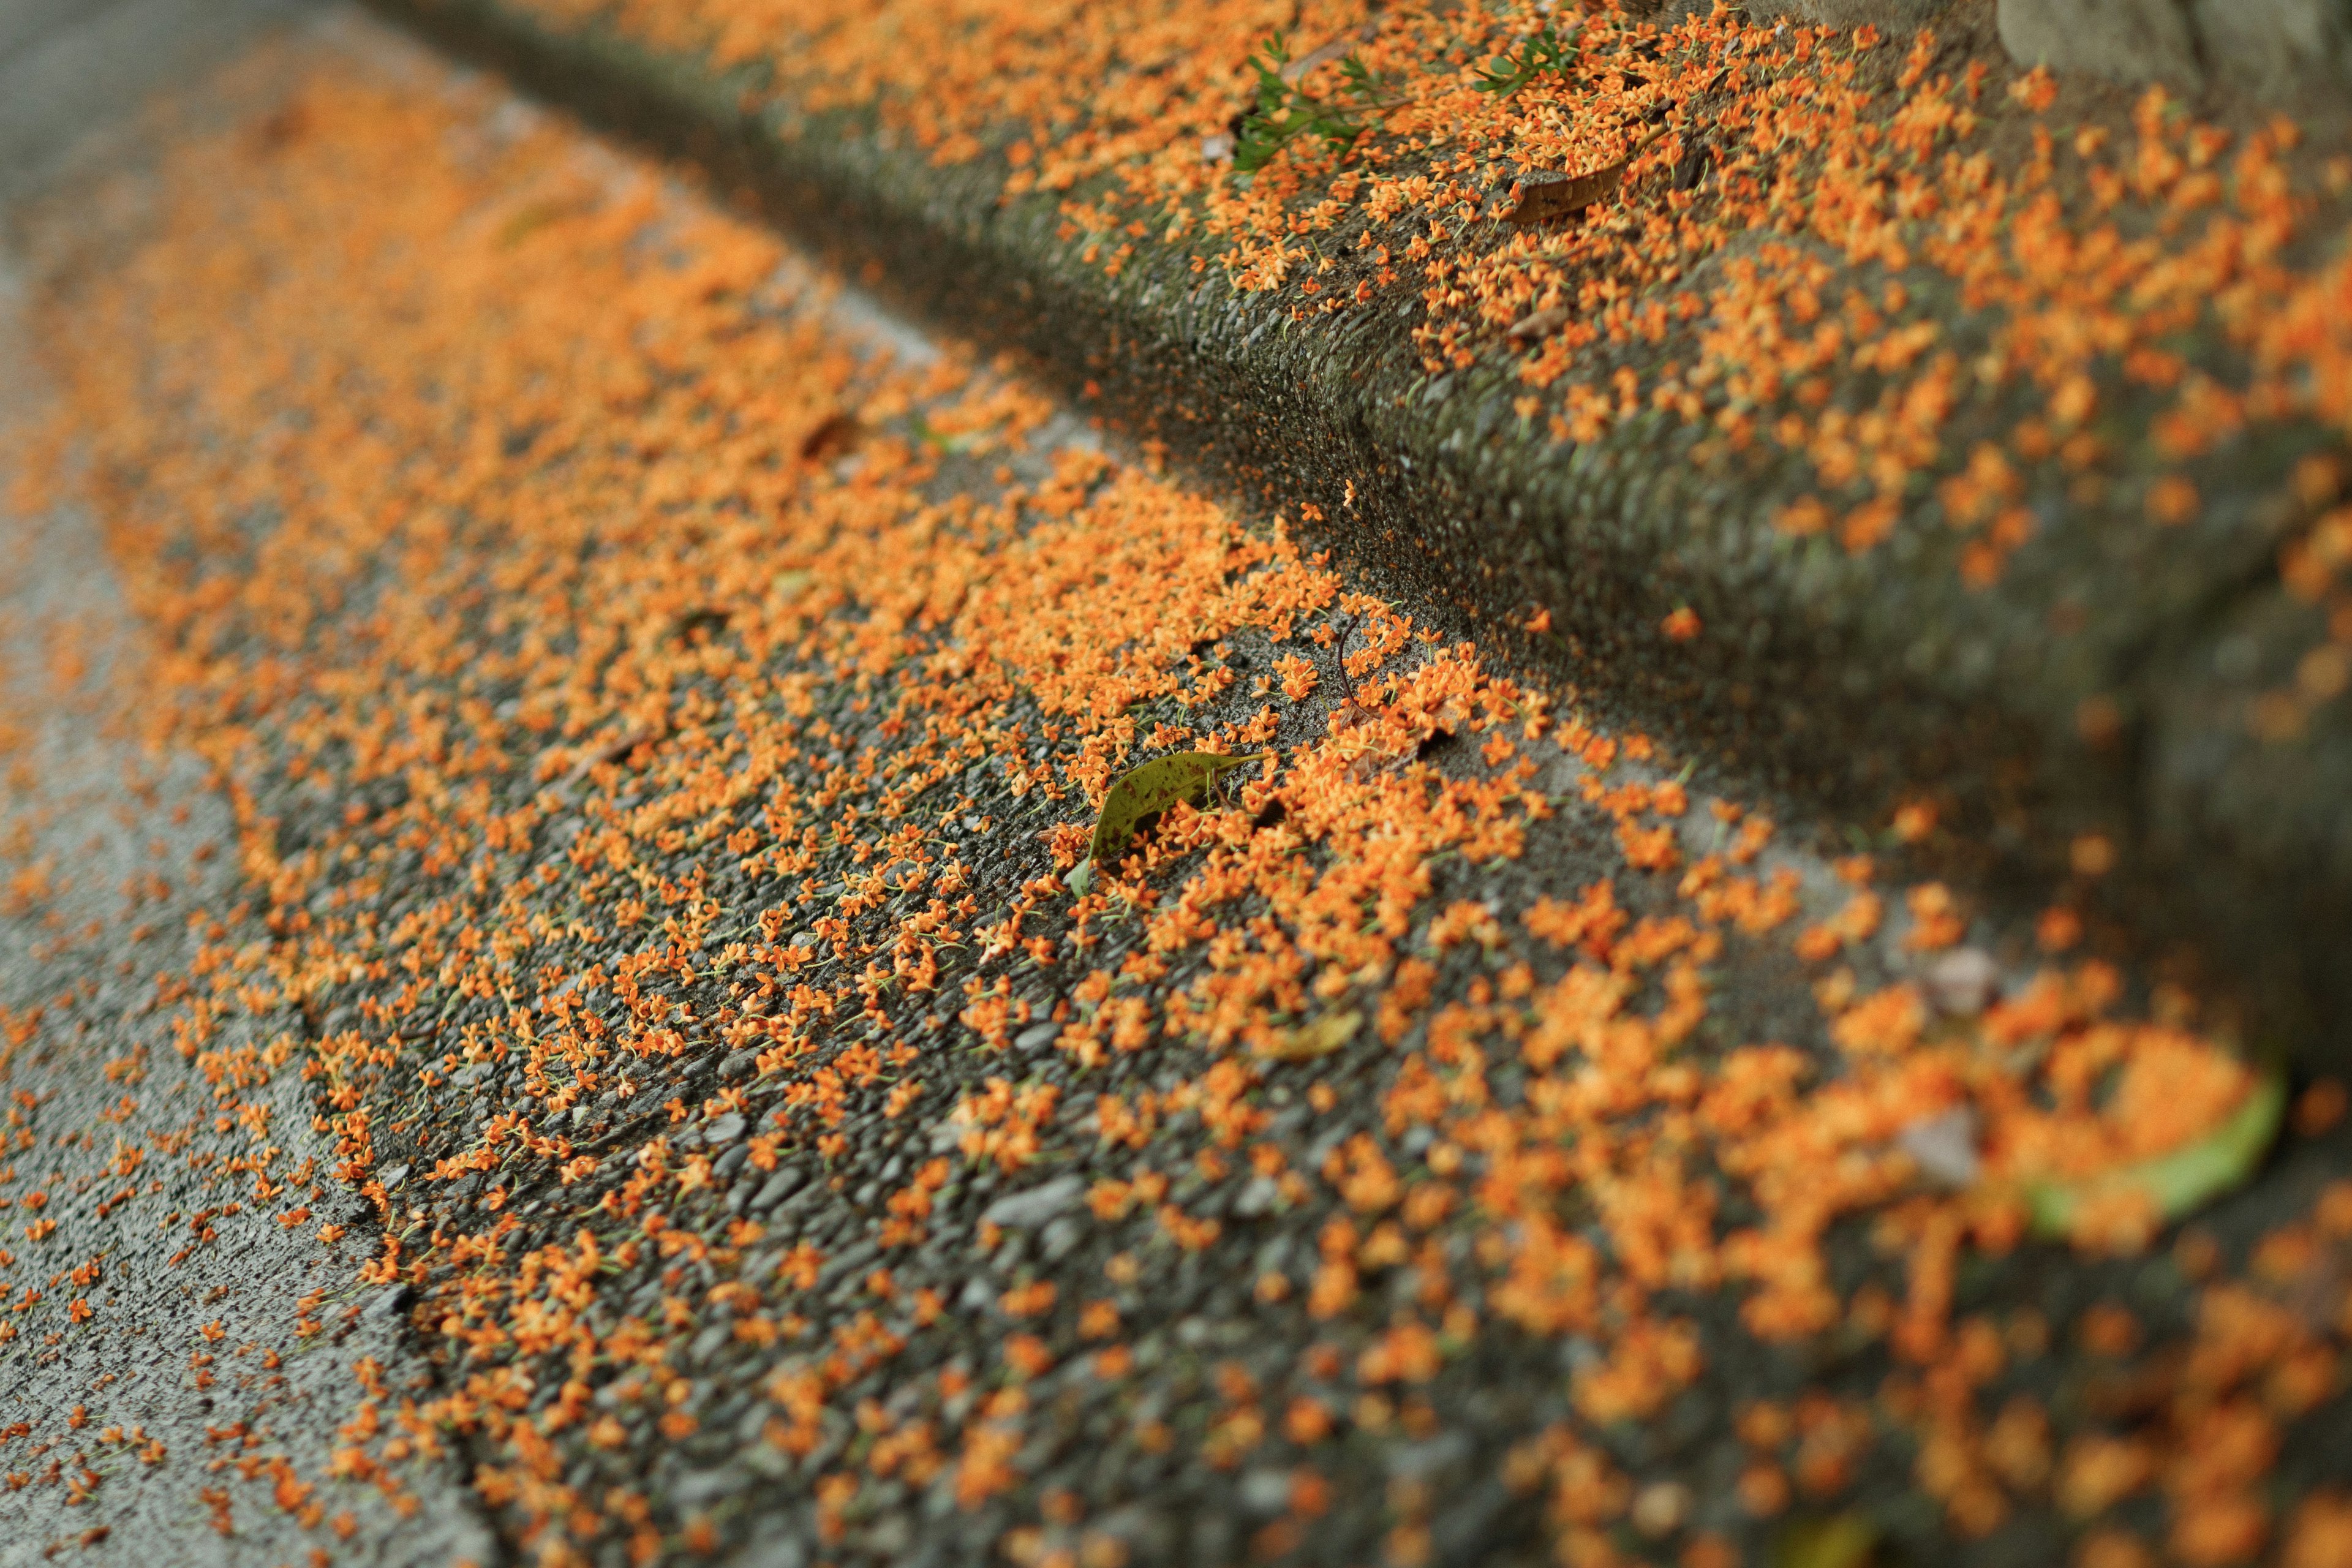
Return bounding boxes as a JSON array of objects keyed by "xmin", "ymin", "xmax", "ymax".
[
  {"xmin": 0, "ymin": 10, "xmax": 491, "ymax": 1563},
  {"xmin": 0, "ymin": 0, "xmax": 326, "ymax": 202},
  {"xmin": 365, "ymin": 0, "xmax": 2352, "ymax": 1063},
  {"xmin": 0, "ymin": 9, "xmax": 2348, "ymax": 1568},
  {"xmin": 0, "ymin": 470, "xmax": 494, "ymax": 1568}
]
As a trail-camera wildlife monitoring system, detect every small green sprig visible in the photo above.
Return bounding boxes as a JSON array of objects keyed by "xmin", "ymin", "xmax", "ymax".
[
  {"xmin": 1232, "ymin": 32, "xmax": 1385, "ymax": 174},
  {"xmin": 1474, "ymin": 20, "xmax": 1580, "ymax": 96}
]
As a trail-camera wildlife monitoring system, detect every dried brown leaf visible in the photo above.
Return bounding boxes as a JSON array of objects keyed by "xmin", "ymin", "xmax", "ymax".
[
  {"xmin": 1257, "ymin": 1009, "xmax": 1362, "ymax": 1061},
  {"xmin": 1503, "ymin": 160, "xmax": 1627, "ymax": 226},
  {"xmin": 1507, "ymin": 305, "xmax": 1572, "ymax": 342},
  {"xmin": 799, "ymin": 410, "xmax": 861, "ymax": 461}
]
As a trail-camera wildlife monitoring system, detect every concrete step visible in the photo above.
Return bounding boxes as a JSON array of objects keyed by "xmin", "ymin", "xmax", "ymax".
[{"xmin": 364, "ymin": 0, "xmax": 2352, "ymax": 1061}]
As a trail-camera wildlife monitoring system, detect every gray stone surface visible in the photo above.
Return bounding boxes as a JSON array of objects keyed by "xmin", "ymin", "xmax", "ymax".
[
  {"xmin": 1757, "ymin": 0, "xmax": 2352, "ymax": 99},
  {"xmin": 364, "ymin": 0, "xmax": 2352, "ymax": 1063},
  {"xmin": 2, "ymin": 10, "xmax": 2348, "ymax": 1566},
  {"xmin": 1996, "ymin": 0, "xmax": 2207, "ymax": 82},
  {"xmin": 2190, "ymin": 0, "xmax": 2352, "ymax": 94},
  {"xmin": 1749, "ymin": 0, "xmax": 1964, "ymax": 29},
  {"xmin": 0, "ymin": 0, "xmax": 323, "ymax": 202},
  {"xmin": 0, "ymin": 15, "xmax": 490, "ymax": 1562},
  {"xmin": 1997, "ymin": 0, "xmax": 2352, "ymax": 96}
]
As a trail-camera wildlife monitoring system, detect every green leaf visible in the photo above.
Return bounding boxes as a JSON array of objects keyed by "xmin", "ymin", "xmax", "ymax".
[
  {"xmin": 2026, "ymin": 1065, "xmax": 2286, "ymax": 1240},
  {"xmin": 1089, "ymin": 752, "xmax": 1265, "ymax": 863},
  {"xmin": 1770, "ymin": 1514, "xmax": 1879, "ymax": 1568},
  {"xmin": 1474, "ymin": 21, "xmax": 1579, "ymax": 97},
  {"xmin": 1232, "ymin": 31, "xmax": 1377, "ymax": 174}
]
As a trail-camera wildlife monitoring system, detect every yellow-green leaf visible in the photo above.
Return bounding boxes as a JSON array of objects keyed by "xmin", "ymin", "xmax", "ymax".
[
  {"xmin": 2027, "ymin": 1065, "xmax": 2285, "ymax": 1240},
  {"xmin": 1770, "ymin": 1515, "xmax": 1878, "ymax": 1568},
  {"xmin": 1257, "ymin": 1009, "xmax": 1361, "ymax": 1061},
  {"xmin": 1089, "ymin": 752, "xmax": 1264, "ymax": 864}
]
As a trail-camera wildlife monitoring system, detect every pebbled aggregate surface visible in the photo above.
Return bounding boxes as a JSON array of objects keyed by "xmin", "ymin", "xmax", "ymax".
[{"xmin": 0, "ymin": 14, "xmax": 2348, "ymax": 1568}]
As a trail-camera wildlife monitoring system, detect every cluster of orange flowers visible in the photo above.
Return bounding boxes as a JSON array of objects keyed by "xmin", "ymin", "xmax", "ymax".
[
  {"xmin": 505, "ymin": 0, "xmax": 2352, "ymax": 737},
  {"xmin": 5, "ymin": 30, "xmax": 2350, "ymax": 1568}
]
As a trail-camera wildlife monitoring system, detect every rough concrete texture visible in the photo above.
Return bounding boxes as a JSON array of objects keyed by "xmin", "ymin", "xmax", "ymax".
[
  {"xmin": 1767, "ymin": 0, "xmax": 2352, "ymax": 99},
  {"xmin": 0, "ymin": 0, "xmax": 328, "ymax": 201},
  {"xmin": 7, "ymin": 12, "xmax": 2352, "ymax": 1568},
  {"xmin": 2026, "ymin": 0, "xmax": 2352, "ymax": 98},
  {"xmin": 1994, "ymin": 0, "xmax": 2210, "ymax": 83},
  {"xmin": 0, "ymin": 15, "xmax": 494, "ymax": 1564},
  {"xmin": 358, "ymin": 0, "xmax": 2352, "ymax": 1065},
  {"xmin": 0, "ymin": 374, "xmax": 499, "ymax": 1567}
]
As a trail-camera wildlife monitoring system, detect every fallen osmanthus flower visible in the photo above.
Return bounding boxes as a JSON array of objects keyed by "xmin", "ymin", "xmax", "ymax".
[
  {"xmin": 556, "ymin": 723, "xmax": 667, "ymax": 791},
  {"xmin": 1327, "ymin": 687, "xmax": 1470, "ymax": 782}
]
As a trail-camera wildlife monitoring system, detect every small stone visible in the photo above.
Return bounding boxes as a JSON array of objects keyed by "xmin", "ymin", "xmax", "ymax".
[
  {"xmin": 719, "ymin": 1049, "xmax": 761, "ymax": 1082},
  {"xmin": 378, "ymin": 1163, "xmax": 411, "ymax": 1191},
  {"xmin": 1238, "ymin": 1469, "xmax": 1292, "ymax": 1516},
  {"xmin": 982, "ymin": 1173, "xmax": 1085, "ymax": 1230},
  {"xmin": 1232, "ymin": 1177, "xmax": 1280, "ymax": 1218},
  {"xmin": 815, "ymin": 1238, "xmax": 880, "ymax": 1289},
  {"xmin": 1014, "ymin": 1021, "xmax": 1062, "ymax": 1053},
  {"xmin": 685, "ymin": 1466, "xmax": 758, "ymax": 1512},
  {"xmin": 1038, "ymin": 1214, "xmax": 1084, "ymax": 1262},
  {"xmin": 1387, "ymin": 1431, "xmax": 1470, "ymax": 1482},
  {"xmin": 1094, "ymin": 1507, "xmax": 1172, "ymax": 1558},
  {"xmin": 736, "ymin": 1528, "xmax": 808, "ymax": 1568},
  {"xmin": 751, "ymin": 1167, "xmax": 809, "ymax": 1211},
  {"xmin": 703, "ymin": 1112, "xmax": 748, "ymax": 1145},
  {"xmin": 1897, "ymin": 1105, "xmax": 1982, "ymax": 1189},
  {"xmin": 1631, "ymin": 1481, "xmax": 1692, "ymax": 1539},
  {"xmin": 1924, "ymin": 947, "xmax": 2000, "ymax": 1016},
  {"xmin": 364, "ymin": 1284, "xmax": 414, "ymax": 1321}
]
